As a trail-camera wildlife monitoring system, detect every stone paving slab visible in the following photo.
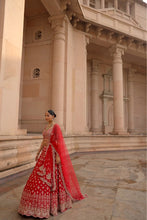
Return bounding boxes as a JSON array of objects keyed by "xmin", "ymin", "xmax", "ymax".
[{"xmin": 0, "ymin": 150, "xmax": 146, "ymax": 220}]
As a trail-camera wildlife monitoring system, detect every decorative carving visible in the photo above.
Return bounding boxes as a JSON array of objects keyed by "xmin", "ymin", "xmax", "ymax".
[
  {"xmin": 85, "ymin": 23, "xmax": 91, "ymax": 33},
  {"xmin": 107, "ymin": 32, "xmax": 114, "ymax": 41},
  {"xmin": 65, "ymin": 3, "xmax": 145, "ymax": 53},
  {"xmin": 117, "ymin": 35, "xmax": 125, "ymax": 44},
  {"xmin": 109, "ymin": 44, "xmax": 126, "ymax": 58},
  {"xmin": 136, "ymin": 41, "xmax": 144, "ymax": 50},
  {"xmin": 48, "ymin": 15, "xmax": 67, "ymax": 30},
  {"xmin": 61, "ymin": 0, "xmax": 71, "ymax": 11},
  {"xmin": 35, "ymin": 30, "xmax": 42, "ymax": 40},
  {"xmin": 66, "ymin": 10, "xmax": 76, "ymax": 20},
  {"xmin": 97, "ymin": 27, "xmax": 103, "ymax": 37},
  {"xmin": 127, "ymin": 38, "xmax": 135, "ymax": 47},
  {"xmin": 72, "ymin": 17, "xmax": 79, "ymax": 27},
  {"xmin": 32, "ymin": 68, "xmax": 40, "ymax": 79}
]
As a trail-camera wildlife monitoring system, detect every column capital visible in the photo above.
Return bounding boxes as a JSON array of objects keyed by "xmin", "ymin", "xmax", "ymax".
[
  {"xmin": 48, "ymin": 14, "xmax": 67, "ymax": 29},
  {"xmin": 110, "ymin": 44, "xmax": 126, "ymax": 58}
]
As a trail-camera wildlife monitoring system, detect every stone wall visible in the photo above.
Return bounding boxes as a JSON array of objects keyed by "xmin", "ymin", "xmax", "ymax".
[
  {"xmin": 20, "ymin": 15, "xmax": 53, "ymax": 132},
  {"xmin": 135, "ymin": 2, "xmax": 147, "ymax": 28}
]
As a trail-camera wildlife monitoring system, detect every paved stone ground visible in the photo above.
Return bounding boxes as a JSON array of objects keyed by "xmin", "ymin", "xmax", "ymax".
[{"xmin": 0, "ymin": 150, "xmax": 146, "ymax": 220}]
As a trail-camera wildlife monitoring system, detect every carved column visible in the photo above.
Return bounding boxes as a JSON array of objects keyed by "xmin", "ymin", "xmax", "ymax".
[
  {"xmin": 101, "ymin": 0, "xmax": 105, "ymax": 9},
  {"xmin": 126, "ymin": 1, "xmax": 130, "ymax": 14},
  {"xmin": 128, "ymin": 67, "xmax": 136, "ymax": 133},
  {"xmin": 114, "ymin": 0, "xmax": 118, "ymax": 9},
  {"xmin": 49, "ymin": 15, "xmax": 66, "ymax": 130},
  {"xmin": 110, "ymin": 45, "xmax": 127, "ymax": 135},
  {"xmin": 91, "ymin": 60, "xmax": 99, "ymax": 133}
]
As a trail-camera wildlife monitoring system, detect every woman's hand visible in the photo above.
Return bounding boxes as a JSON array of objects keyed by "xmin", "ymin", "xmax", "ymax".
[
  {"xmin": 35, "ymin": 153, "xmax": 39, "ymax": 161},
  {"xmin": 42, "ymin": 139, "xmax": 49, "ymax": 146},
  {"xmin": 56, "ymin": 154, "xmax": 60, "ymax": 164}
]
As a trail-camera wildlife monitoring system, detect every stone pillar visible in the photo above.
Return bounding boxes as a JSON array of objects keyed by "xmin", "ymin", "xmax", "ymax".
[
  {"xmin": 101, "ymin": 0, "xmax": 105, "ymax": 9},
  {"xmin": 91, "ymin": 60, "xmax": 100, "ymax": 133},
  {"xmin": 110, "ymin": 45, "xmax": 127, "ymax": 135},
  {"xmin": 114, "ymin": 0, "xmax": 118, "ymax": 9},
  {"xmin": 128, "ymin": 67, "xmax": 135, "ymax": 133},
  {"xmin": 87, "ymin": 62, "xmax": 92, "ymax": 130},
  {"xmin": 0, "ymin": 0, "xmax": 26, "ymax": 135},
  {"xmin": 126, "ymin": 1, "xmax": 130, "ymax": 14},
  {"xmin": 49, "ymin": 15, "xmax": 66, "ymax": 130}
]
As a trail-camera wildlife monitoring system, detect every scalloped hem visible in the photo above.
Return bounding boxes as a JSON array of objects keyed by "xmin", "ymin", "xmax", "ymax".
[
  {"xmin": 18, "ymin": 211, "xmax": 50, "ymax": 219},
  {"xmin": 18, "ymin": 206, "xmax": 72, "ymax": 219}
]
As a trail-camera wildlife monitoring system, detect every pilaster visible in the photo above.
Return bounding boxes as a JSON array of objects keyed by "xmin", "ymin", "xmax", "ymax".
[{"xmin": 128, "ymin": 67, "xmax": 136, "ymax": 134}]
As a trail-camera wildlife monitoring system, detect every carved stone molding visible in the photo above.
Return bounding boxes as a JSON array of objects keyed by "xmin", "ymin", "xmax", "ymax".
[
  {"xmin": 61, "ymin": 0, "xmax": 71, "ymax": 11},
  {"xmin": 66, "ymin": 10, "xmax": 76, "ymax": 20},
  {"xmin": 97, "ymin": 27, "xmax": 104, "ymax": 38},
  {"xmin": 72, "ymin": 17, "xmax": 79, "ymax": 27},
  {"xmin": 117, "ymin": 35, "xmax": 125, "ymax": 44},
  {"xmin": 63, "ymin": 1, "xmax": 146, "ymax": 55},
  {"xmin": 85, "ymin": 23, "xmax": 91, "ymax": 33}
]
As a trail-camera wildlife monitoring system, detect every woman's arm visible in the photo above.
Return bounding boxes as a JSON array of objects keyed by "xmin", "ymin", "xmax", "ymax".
[
  {"xmin": 56, "ymin": 153, "xmax": 60, "ymax": 164},
  {"xmin": 35, "ymin": 139, "xmax": 49, "ymax": 161},
  {"xmin": 35, "ymin": 140, "xmax": 44, "ymax": 161}
]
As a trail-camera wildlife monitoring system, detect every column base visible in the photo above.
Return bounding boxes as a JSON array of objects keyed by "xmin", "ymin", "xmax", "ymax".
[
  {"xmin": 91, "ymin": 128, "xmax": 103, "ymax": 135},
  {"xmin": 128, "ymin": 129, "xmax": 135, "ymax": 134},
  {"xmin": 110, "ymin": 130, "xmax": 129, "ymax": 135}
]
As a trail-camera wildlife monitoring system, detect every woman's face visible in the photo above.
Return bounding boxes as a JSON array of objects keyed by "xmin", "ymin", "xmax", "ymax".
[{"xmin": 45, "ymin": 112, "xmax": 54, "ymax": 122}]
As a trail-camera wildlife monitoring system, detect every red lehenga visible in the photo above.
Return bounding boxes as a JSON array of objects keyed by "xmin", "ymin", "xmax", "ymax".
[{"xmin": 18, "ymin": 124, "xmax": 85, "ymax": 218}]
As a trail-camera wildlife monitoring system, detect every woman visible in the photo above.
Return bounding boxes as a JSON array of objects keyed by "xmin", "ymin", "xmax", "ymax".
[{"xmin": 18, "ymin": 110, "xmax": 85, "ymax": 218}]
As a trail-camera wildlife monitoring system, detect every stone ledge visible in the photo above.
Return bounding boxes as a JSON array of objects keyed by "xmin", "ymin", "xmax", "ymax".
[{"xmin": 0, "ymin": 135, "xmax": 146, "ymax": 179}]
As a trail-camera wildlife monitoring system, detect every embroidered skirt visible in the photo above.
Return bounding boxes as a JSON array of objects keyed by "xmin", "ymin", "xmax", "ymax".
[{"xmin": 18, "ymin": 146, "xmax": 72, "ymax": 218}]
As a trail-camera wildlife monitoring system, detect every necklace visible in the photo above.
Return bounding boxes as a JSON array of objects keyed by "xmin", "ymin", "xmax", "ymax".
[{"xmin": 45, "ymin": 122, "xmax": 54, "ymax": 130}]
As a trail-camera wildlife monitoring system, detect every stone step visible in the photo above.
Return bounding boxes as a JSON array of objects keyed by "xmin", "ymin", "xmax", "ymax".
[{"xmin": 0, "ymin": 134, "xmax": 146, "ymax": 179}]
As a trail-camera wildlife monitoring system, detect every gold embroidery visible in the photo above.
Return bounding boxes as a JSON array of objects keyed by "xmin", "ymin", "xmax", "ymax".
[
  {"xmin": 37, "ymin": 165, "xmax": 46, "ymax": 176},
  {"xmin": 59, "ymin": 164, "xmax": 75, "ymax": 201},
  {"xmin": 51, "ymin": 145, "xmax": 56, "ymax": 191},
  {"xmin": 40, "ymin": 177, "xmax": 52, "ymax": 187},
  {"xmin": 18, "ymin": 191, "xmax": 51, "ymax": 218},
  {"xmin": 46, "ymin": 173, "xmax": 51, "ymax": 180}
]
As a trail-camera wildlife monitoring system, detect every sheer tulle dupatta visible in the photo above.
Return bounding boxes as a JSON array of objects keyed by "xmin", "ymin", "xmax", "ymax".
[{"xmin": 50, "ymin": 124, "xmax": 86, "ymax": 201}]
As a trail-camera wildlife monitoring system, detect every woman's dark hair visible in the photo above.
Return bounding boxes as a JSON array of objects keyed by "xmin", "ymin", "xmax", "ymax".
[{"xmin": 48, "ymin": 109, "xmax": 56, "ymax": 118}]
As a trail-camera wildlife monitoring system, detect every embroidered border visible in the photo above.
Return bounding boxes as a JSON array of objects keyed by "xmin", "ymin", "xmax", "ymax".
[
  {"xmin": 51, "ymin": 145, "xmax": 56, "ymax": 191},
  {"xmin": 50, "ymin": 144, "xmax": 75, "ymax": 201}
]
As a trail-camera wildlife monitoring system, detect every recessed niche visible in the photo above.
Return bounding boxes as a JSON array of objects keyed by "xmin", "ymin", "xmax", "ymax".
[
  {"xmin": 35, "ymin": 30, "xmax": 42, "ymax": 40},
  {"xmin": 32, "ymin": 68, "xmax": 40, "ymax": 79}
]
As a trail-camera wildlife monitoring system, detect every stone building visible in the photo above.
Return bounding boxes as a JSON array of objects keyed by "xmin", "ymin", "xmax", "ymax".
[{"xmin": 0, "ymin": 0, "xmax": 146, "ymax": 178}]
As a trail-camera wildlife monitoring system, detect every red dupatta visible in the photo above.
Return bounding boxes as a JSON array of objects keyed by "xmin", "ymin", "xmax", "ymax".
[{"xmin": 50, "ymin": 124, "xmax": 85, "ymax": 201}]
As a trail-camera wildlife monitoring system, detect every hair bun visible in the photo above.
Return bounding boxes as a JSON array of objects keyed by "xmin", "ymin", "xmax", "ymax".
[{"xmin": 48, "ymin": 109, "xmax": 56, "ymax": 118}]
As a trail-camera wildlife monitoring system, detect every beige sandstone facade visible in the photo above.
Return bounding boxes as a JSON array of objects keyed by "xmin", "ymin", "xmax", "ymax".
[{"xmin": 0, "ymin": 0, "xmax": 146, "ymax": 178}]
